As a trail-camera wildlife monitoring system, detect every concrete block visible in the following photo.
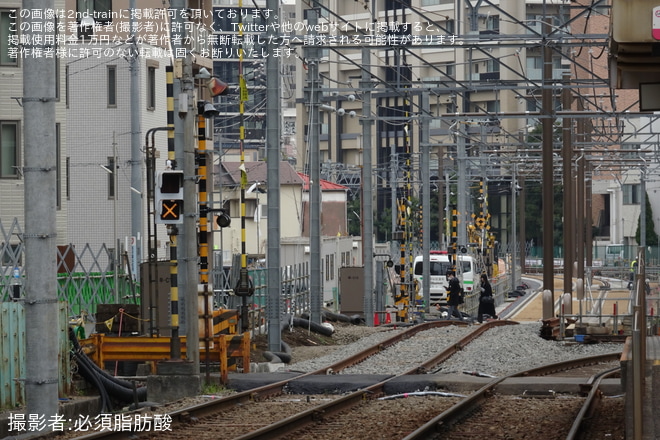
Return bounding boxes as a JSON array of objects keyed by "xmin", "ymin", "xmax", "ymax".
[
  {"xmin": 147, "ymin": 374, "xmax": 201, "ymax": 403},
  {"xmin": 156, "ymin": 360, "xmax": 196, "ymax": 375},
  {"xmin": 251, "ymin": 362, "xmax": 285, "ymax": 373},
  {"xmin": 586, "ymin": 325, "xmax": 611, "ymax": 335}
]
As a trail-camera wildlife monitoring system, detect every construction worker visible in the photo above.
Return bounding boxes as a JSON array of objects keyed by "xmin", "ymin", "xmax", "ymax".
[{"xmin": 628, "ymin": 259, "xmax": 638, "ymax": 289}]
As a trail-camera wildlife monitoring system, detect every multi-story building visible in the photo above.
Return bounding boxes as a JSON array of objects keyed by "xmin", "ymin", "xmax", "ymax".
[
  {"xmin": 289, "ymin": 0, "xmax": 655, "ymax": 259},
  {"xmin": 0, "ymin": 1, "xmax": 68, "ymax": 267},
  {"xmin": 61, "ymin": 0, "xmax": 215, "ymax": 268}
]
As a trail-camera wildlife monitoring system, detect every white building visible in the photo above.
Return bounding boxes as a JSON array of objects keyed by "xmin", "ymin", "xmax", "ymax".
[
  {"xmin": 0, "ymin": 0, "xmax": 68, "ymax": 261},
  {"xmin": 65, "ymin": 45, "xmax": 170, "ymax": 262}
]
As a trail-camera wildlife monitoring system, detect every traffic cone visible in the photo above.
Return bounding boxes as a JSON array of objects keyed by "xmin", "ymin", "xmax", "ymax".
[
  {"xmin": 385, "ymin": 312, "xmax": 392, "ymax": 324},
  {"xmin": 374, "ymin": 312, "xmax": 380, "ymax": 326}
]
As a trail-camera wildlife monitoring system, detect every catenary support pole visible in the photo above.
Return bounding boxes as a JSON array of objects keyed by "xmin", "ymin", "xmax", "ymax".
[
  {"xmin": 562, "ymin": 79, "xmax": 573, "ymax": 309},
  {"xmin": 420, "ymin": 92, "xmax": 431, "ymax": 313},
  {"xmin": 23, "ymin": 0, "xmax": 59, "ymax": 426},
  {"xmin": 181, "ymin": 13, "xmax": 200, "ymax": 373},
  {"xmin": 308, "ymin": 4, "xmax": 322, "ymax": 324},
  {"xmin": 542, "ymin": 22, "xmax": 555, "ymax": 316},
  {"xmin": 361, "ymin": 46, "xmax": 375, "ymax": 326},
  {"xmin": 129, "ymin": 0, "xmax": 142, "ymax": 279},
  {"xmin": 266, "ymin": 0, "xmax": 282, "ymax": 352}
]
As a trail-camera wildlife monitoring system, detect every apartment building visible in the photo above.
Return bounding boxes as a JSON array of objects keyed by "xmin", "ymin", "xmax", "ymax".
[
  {"xmin": 290, "ymin": 0, "xmax": 655, "ymax": 252},
  {"xmin": 0, "ymin": 1, "xmax": 68, "ymax": 264},
  {"xmin": 61, "ymin": 0, "xmax": 215, "ymax": 265}
]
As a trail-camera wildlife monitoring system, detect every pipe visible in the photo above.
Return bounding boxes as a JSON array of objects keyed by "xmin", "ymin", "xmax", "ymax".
[
  {"xmin": 69, "ymin": 329, "xmax": 148, "ymax": 403},
  {"xmin": 70, "ymin": 349, "xmax": 112, "ymax": 412},
  {"xmin": 261, "ymin": 315, "xmax": 335, "ymax": 363},
  {"xmin": 291, "ymin": 317, "xmax": 334, "ymax": 336},
  {"xmin": 263, "ymin": 340, "xmax": 292, "ymax": 364}
]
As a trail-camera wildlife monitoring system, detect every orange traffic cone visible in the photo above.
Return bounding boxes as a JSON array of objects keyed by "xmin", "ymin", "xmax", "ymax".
[{"xmin": 374, "ymin": 312, "xmax": 380, "ymax": 326}]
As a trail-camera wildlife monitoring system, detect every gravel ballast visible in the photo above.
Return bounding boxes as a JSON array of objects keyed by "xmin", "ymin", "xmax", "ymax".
[{"xmin": 281, "ymin": 322, "xmax": 624, "ymax": 376}]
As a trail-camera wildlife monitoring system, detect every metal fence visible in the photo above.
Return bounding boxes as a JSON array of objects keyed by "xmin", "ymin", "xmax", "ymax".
[
  {"xmin": 211, "ymin": 258, "xmax": 312, "ymax": 336},
  {"xmin": 0, "ymin": 302, "xmax": 70, "ymax": 409}
]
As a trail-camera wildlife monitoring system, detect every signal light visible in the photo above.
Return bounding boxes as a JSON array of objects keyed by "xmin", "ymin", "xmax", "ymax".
[
  {"xmin": 156, "ymin": 170, "xmax": 184, "ymax": 224},
  {"xmin": 215, "ymin": 209, "xmax": 231, "ymax": 228}
]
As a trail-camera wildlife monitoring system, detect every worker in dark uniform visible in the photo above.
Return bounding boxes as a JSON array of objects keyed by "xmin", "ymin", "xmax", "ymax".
[{"xmin": 446, "ymin": 271, "xmax": 463, "ymax": 319}]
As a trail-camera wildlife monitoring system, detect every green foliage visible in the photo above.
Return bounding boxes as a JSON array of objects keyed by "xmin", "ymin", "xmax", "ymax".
[
  {"xmin": 375, "ymin": 207, "xmax": 393, "ymax": 241},
  {"xmin": 369, "ymin": 192, "xmax": 443, "ymax": 243},
  {"xmin": 202, "ymin": 382, "xmax": 227, "ymax": 395},
  {"xmin": 635, "ymin": 192, "xmax": 659, "ymax": 246},
  {"xmin": 347, "ymin": 197, "xmax": 361, "ymax": 236},
  {"xmin": 521, "ymin": 180, "xmax": 564, "ymax": 247}
]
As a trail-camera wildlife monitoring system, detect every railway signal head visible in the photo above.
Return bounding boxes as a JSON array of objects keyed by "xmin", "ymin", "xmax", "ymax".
[
  {"xmin": 215, "ymin": 209, "xmax": 231, "ymax": 228},
  {"xmin": 156, "ymin": 170, "xmax": 184, "ymax": 225}
]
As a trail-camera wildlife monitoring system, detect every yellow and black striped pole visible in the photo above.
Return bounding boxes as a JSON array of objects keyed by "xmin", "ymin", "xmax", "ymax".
[
  {"xmin": 450, "ymin": 206, "xmax": 458, "ymax": 270},
  {"xmin": 166, "ymin": 65, "xmax": 180, "ymax": 358},
  {"xmin": 197, "ymin": 113, "xmax": 209, "ymax": 285},
  {"xmin": 234, "ymin": 0, "xmax": 253, "ymax": 327},
  {"xmin": 404, "ymin": 123, "xmax": 413, "ymax": 309}
]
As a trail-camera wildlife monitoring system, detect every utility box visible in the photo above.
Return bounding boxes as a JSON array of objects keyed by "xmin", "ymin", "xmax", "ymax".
[
  {"xmin": 140, "ymin": 261, "xmax": 173, "ymax": 336},
  {"xmin": 611, "ymin": 0, "xmax": 658, "ymax": 43},
  {"xmin": 339, "ymin": 267, "xmax": 364, "ymax": 315}
]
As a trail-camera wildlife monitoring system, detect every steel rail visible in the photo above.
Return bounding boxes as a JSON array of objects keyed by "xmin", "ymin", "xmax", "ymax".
[
  {"xmin": 235, "ymin": 320, "xmax": 516, "ymax": 440},
  {"xmin": 67, "ymin": 319, "xmax": 487, "ymax": 440},
  {"xmin": 401, "ymin": 352, "xmax": 622, "ymax": 440},
  {"xmin": 566, "ymin": 367, "xmax": 622, "ymax": 440}
]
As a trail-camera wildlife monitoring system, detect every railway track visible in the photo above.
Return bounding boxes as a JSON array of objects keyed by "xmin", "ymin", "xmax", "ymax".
[
  {"xmin": 63, "ymin": 320, "xmax": 623, "ymax": 440},
  {"xmin": 403, "ymin": 355, "xmax": 622, "ymax": 440}
]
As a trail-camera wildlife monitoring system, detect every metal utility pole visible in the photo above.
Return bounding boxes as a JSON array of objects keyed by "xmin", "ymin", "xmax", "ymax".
[
  {"xmin": 511, "ymin": 165, "xmax": 518, "ymax": 291},
  {"xmin": 307, "ymin": 4, "xmax": 322, "ymax": 324},
  {"xmin": 456, "ymin": 125, "xmax": 468, "ymax": 250},
  {"xmin": 562, "ymin": 80, "xmax": 574, "ymax": 310},
  {"xmin": 169, "ymin": 0, "xmax": 198, "ymax": 371},
  {"xmin": 361, "ymin": 46, "xmax": 375, "ymax": 326},
  {"xmin": 541, "ymin": 22, "xmax": 556, "ymax": 313},
  {"xmin": 576, "ymin": 149, "xmax": 585, "ymax": 282},
  {"xmin": 420, "ymin": 92, "xmax": 431, "ymax": 313},
  {"xmin": 23, "ymin": 0, "xmax": 59, "ymax": 424},
  {"xmin": 129, "ymin": 0, "xmax": 142, "ymax": 278},
  {"xmin": 266, "ymin": 0, "xmax": 282, "ymax": 352},
  {"xmin": 181, "ymin": 25, "xmax": 200, "ymax": 373}
]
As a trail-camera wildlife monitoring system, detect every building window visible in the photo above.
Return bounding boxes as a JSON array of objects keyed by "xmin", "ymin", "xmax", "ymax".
[
  {"xmin": 0, "ymin": 9, "xmax": 18, "ymax": 66},
  {"xmin": 77, "ymin": 0, "xmax": 112, "ymax": 25},
  {"xmin": 65, "ymin": 65, "xmax": 69, "ymax": 108},
  {"xmin": 66, "ymin": 157, "xmax": 70, "ymax": 200},
  {"xmin": 623, "ymin": 184, "xmax": 640, "ymax": 205},
  {"xmin": 107, "ymin": 65, "xmax": 117, "ymax": 107},
  {"xmin": 486, "ymin": 59, "xmax": 500, "ymax": 73},
  {"xmin": 486, "ymin": 100, "xmax": 500, "ymax": 113},
  {"xmin": 56, "ymin": 123, "xmax": 61, "ymax": 209},
  {"xmin": 147, "ymin": 66, "xmax": 156, "ymax": 110},
  {"xmin": 486, "ymin": 15, "xmax": 500, "ymax": 32},
  {"xmin": 0, "ymin": 121, "xmax": 19, "ymax": 178}
]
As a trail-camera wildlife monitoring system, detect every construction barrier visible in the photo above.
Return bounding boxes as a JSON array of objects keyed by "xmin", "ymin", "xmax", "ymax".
[{"xmin": 80, "ymin": 332, "xmax": 250, "ymax": 384}]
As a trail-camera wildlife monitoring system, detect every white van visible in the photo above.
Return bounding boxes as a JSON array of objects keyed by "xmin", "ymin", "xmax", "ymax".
[{"xmin": 413, "ymin": 252, "xmax": 476, "ymax": 304}]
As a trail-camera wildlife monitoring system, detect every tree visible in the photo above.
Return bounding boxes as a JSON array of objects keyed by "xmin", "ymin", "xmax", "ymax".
[
  {"xmin": 347, "ymin": 196, "xmax": 361, "ymax": 236},
  {"xmin": 522, "ymin": 180, "xmax": 564, "ymax": 247},
  {"xmin": 635, "ymin": 191, "xmax": 659, "ymax": 246}
]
